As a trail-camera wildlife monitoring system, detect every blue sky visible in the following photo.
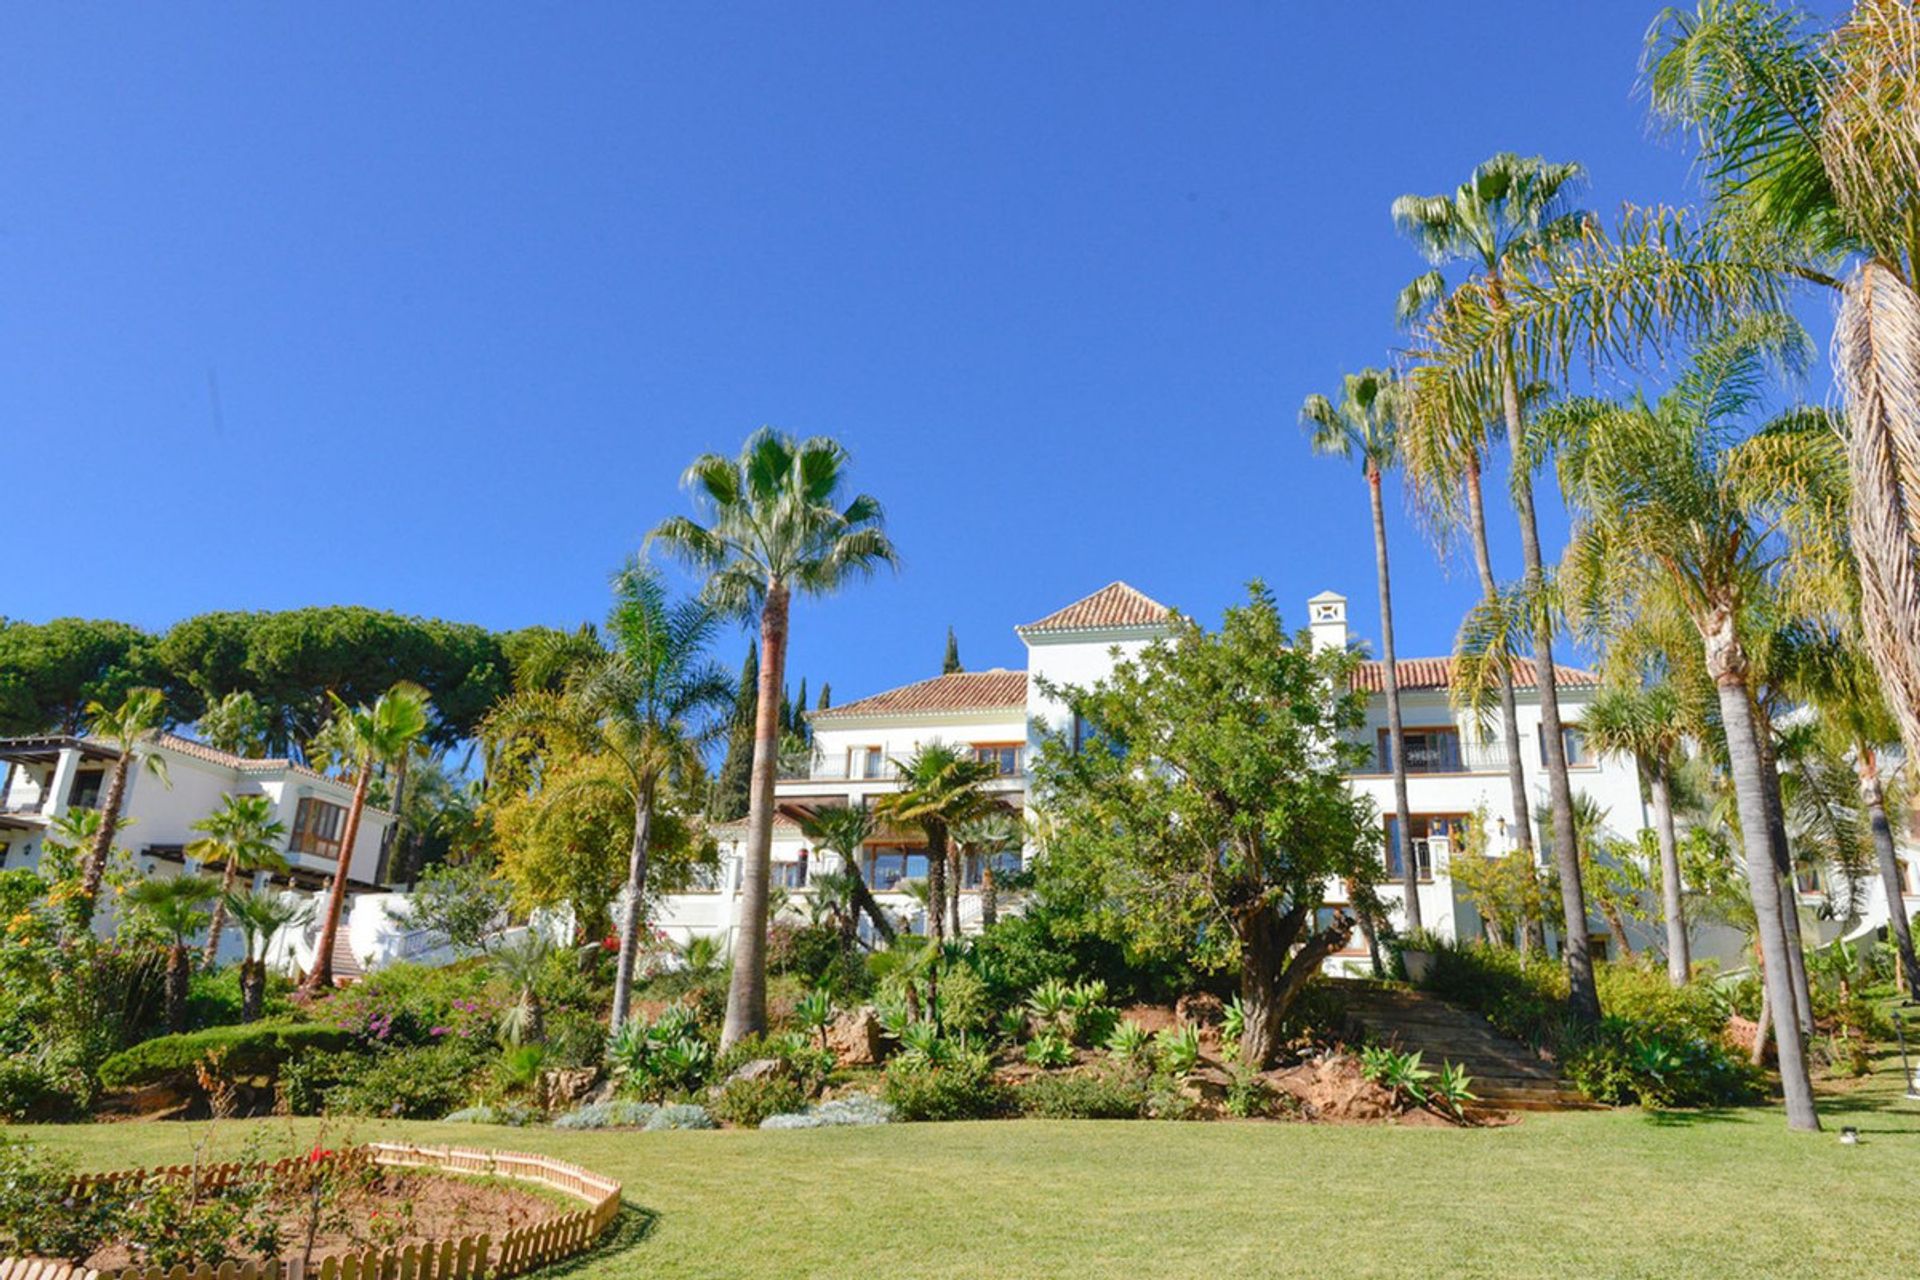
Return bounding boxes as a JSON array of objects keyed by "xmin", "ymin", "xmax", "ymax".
[{"xmin": 0, "ymin": 4, "xmax": 1839, "ymax": 704}]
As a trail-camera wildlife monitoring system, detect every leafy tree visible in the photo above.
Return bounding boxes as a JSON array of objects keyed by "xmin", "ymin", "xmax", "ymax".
[
  {"xmin": 485, "ymin": 561, "xmax": 730, "ymax": 1032},
  {"xmin": 392, "ymin": 857, "xmax": 514, "ymax": 955},
  {"xmin": 186, "ymin": 793, "xmax": 287, "ymax": 966},
  {"xmin": 649, "ymin": 428, "xmax": 898, "ymax": 1048},
  {"xmin": 875, "ymin": 744, "xmax": 998, "ymax": 944},
  {"xmin": 943, "ymin": 626, "xmax": 962, "ymax": 674},
  {"xmin": 125, "ymin": 874, "xmax": 219, "ymax": 1032},
  {"xmin": 1302, "ymin": 367, "xmax": 1421, "ymax": 931},
  {"xmin": 300, "ymin": 682, "xmax": 434, "ymax": 994},
  {"xmin": 194, "ymin": 691, "xmax": 271, "ymax": 759},
  {"xmin": 0, "ymin": 618, "xmax": 153, "ymax": 734},
  {"xmin": 224, "ymin": 889, "xmax": 310, "ymax": 1021},
  {"xmin": 1030, "ymin": 585, "xmax": 1382, "ymax": 1069},
  {"xmin": 1445, "ymin": 806, "xmax": 1554, "ymax": 949},
  {"xmin": 78, "ymin": 688, "xmax": 171, "ymax": 925}
]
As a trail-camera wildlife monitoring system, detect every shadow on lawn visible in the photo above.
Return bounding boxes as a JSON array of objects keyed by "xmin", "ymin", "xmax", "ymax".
[{"xmin": 538, "ymin": 1203, "xmax": 659, "ymax": 1277}]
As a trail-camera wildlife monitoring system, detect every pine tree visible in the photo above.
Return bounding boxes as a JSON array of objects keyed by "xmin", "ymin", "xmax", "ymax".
[
  {"xmin": 712, "ymin": 644, "xmax": 758, "ymax": 821},
  {"xmin": 943, "ymin": 626, "xmax": 962, "ymax": 674}
]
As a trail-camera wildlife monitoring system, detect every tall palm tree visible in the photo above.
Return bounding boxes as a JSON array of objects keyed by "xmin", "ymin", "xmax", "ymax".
[
  {"xmin": 953, "ymin": 807, "xmax": 1023, "ymax": 930},
  {"xmin": 487, "ymin": 560, "xmax": 731, "ymax": 1034},
  {"xmin": 1555, "ymin": 318, "xmax": 1841, "ymax": 1131},
  {"xmin": 126, "ymin": 874, "xmax": 220, "ymax": 1032},
  {"xmin": 1394, "ymin": 154, "xmax": 1602, "ymax": 1022},
  {"xmin": 189, "ymin": 793, "xmax": 288, "ymax": 966},
  {"xmin": 1303, "ymin": 368, "xmax": 1422, "ymax": 932},
  {"xmin": 78, "ymin": 687, "xmax": 171, "ymax": 925},
  {"xmin": 799, "ymin": 804, "xmax": 896, "ymax": 946},
  {"xmin": 648, "ymin": 428, "xmax": 898, "ymax": 1047},
  {"xmin": 874, "ymin": 743, "xmax": 998, "ymax": 946},
  {"xmin": 299, "ymin": 682, "xmax": 433, "ymax": 995},
  {"xmin": 224, "ymin": 888, "xmax": 310, "ymax": 1021},
  {"xmin": 1645, "ymin": 0, "xmax": 1920, "ymax": 771},
  {"xmin": 1582, "ymin": 681, "xmax": 1692, "ymax": 985}
]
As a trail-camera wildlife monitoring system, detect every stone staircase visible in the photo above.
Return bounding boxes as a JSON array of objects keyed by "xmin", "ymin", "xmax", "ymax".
[{"xmin": 1334, "ymin": 980, "xmax": 1585, "ymax": 1111}]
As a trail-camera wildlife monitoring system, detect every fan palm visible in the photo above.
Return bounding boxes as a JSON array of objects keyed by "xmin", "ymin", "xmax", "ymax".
[
  {"xmin": 953, "ymin": 807, "xmax": 1023, "ymax": 929},
  {"xmin": 300, "ymin": 682, "xmax": 433, "ymax": 994},
  {"xmin": 648, "ymin": 428, "xmax": 898, "ymax": 1047},
  {"xmin": 126, "ymin": 874, "xmax": 220, "ymax": 1032},
  {"xmin": 1554, "ymin": 318, "xmax": 1845, "ymax": 1131},
  {"xmin": 492, "ymin": 933, "xmax": 551, "ymax": 1047},
  {"xmin": 1393, "ymin": 153, "xmax": 1603, "ymax": 1022},
  {"xmin": 798, "ymin": 804, "xmax": 897, "ymax": 946},
  {"xmin": 1582, "ymin": 681, "xmax": 1692, "ymax": 985},
  {"xmin": 487, "ymin": 560, "xmax": 731, "ymax": 1033},
  {"xmin": 77, "ymin": 687, "xmax": 171, "ymax": 925},
  {"xmin": 1302, "ymin": 367, "xmax": 1422, "ymax": 931},
  {"xmin": 224, "ymin": 889, "xmax": 310, "ymax": 1021},
  {"xmin": 188, "ymin": 793, "xmax": 288, "ymax": 966},
  {"xmin": 873, "ymin": 743, "xmax": 999, "ymax": 948}
]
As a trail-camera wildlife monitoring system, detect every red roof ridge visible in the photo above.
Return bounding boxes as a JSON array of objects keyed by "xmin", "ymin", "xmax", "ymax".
[
  {"xmin": 812, "ymin": 670, "xmax": 1029, "ymax": 720},
  {"xmin": 1017, "ymin": 582, "xmax": 1173, "ymax": 634}
]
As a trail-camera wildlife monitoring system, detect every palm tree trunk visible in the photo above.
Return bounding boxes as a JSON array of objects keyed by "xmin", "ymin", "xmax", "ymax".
[
  {"xmin": 78, "ymin": 751, "xmax": 134, "ymax": 924},
  {"xmin": 926, "ymin": 823, "xmax": 949, "ymax": 946},
  {"xmin": 202, "ymin": 858, "xmax": 239, "ymax": 968},
  {"xmin": 1465, "ymin": 459, "xmax": 1537, "ymax": 867},
  {"xmin": 1370, "ymin": 465, "xmax": 1421, "ymax": 933},
  {"xmin": 166, "ymin": 942, "xmax": 189, "ymax": 1033},
  {"xmin": 610, "ymin": 776, "xmax": 657, "ymax": 1034},
  {"xmin": 1859, "ymin": 748, "xmax": 1920, "ymax": 992},
  {"xmin": 981, "ymin": 867, "xmax": 998, "ymax": 929},
  {"xmin": 1749, "ymin": 960, "xmax": 1772, "ymax": 1068},
  {"xmin": 722, "ymin": 582, "xmax": 789, "ymax": 1049},
  {"xmin": 240, "ymin": 959, "xmax": 264, "ymax": 1023},
  {"xmin": 301, "ymin": 763, "xmax": 369, "ymax": 994},
  {"xmin": 1713, "ymin": 669, "xmax": 1820, "ymax": 1131},
  {"xmin": 1752, "ymin": 713, "xmax": 1814, "ymax": 1034},
  {"xmin": 849, "ymin": 865, "xmax": 896, "ymax": 944},
  {"xmin": 1649, "ymin": 766, "xmax": 1690, "ymax": 986},
  {"xmin": 1506, "ymin": 423, "xmax": 1600, "ymax": 1024},
  {"xmin": 947, "ymin": 848, "xmax": 962, "ymax": 937}
]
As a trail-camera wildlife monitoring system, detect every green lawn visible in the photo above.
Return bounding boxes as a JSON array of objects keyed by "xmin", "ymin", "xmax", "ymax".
[{"xmin": 17, "ymin": 1063, "xmax": 1920, "ymax": 1279}]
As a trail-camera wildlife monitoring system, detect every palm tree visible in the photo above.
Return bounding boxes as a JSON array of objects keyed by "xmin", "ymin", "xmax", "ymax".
[
  {"xmin": 493, "ymin": 932, "xmax": 551, "ymax": 1046},
  {"xmin": 874, "ymin": 742, "xmax": 998, "ymax": 947},
  {"xmin": 189, "ymin": 794, "xmax": 288, "ymax": 966},
  {"xmin": 78, "ymin": 687, "xmax": 171, "ymax": 925},
  {"xmin": 1393, "ymin": 154, "xmax": 1601, "ymax": 1022},
  {"xmin": 1303, "ymin": 368, "xmax": 1422, "ymax": 932},
  {"xmin": 648, "ymin": 428, "xmax": 898, "ymax": 1047},
  {"xmin": 1554, "ymin": 318, "xmax": 1841, "ymax": 1131},
  {"xmin": 799, "ymin": 804, "xmax": 896, "ymax": 946},
  {"xmin": 126, "ymin": 874, "xmax": 220, "ymax": 1032},
  {"xmin": 1582, "ymin": 681, "xmax": 1692, "ymax": 985},
  {"xmin": 299, "ymin": 682, "xmax": 433, "ymax": 995},
  {"xmin": 953, "ymin": 807, "xmax": 1023, "ymax": 929},
  {"xmin": 486, "ymin": 560, "xmax": 731, "ymax": 1034},
  {"xmin": 224, "ymin": 889, "xmax": 310, "ymax": 1021},
  {"xmin": 197, "ymin": 690, "xmax": 271, "ymax": 758}
]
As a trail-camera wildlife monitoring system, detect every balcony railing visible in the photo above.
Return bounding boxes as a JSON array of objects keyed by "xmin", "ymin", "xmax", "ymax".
[{"xmin": 1349, "ymin": 740, "xmax": 1510, "ymax": 775}]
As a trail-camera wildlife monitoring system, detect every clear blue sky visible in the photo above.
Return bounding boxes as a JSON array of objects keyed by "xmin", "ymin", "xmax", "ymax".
[{"xmin": 0, "ymin": 4, "xmax": 1839, "ymax": 704}]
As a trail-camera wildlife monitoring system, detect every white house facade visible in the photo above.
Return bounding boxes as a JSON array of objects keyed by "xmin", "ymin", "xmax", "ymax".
[{"xmin": 654, "ymin": 581, "xmax": 1920, "ymax": 974}]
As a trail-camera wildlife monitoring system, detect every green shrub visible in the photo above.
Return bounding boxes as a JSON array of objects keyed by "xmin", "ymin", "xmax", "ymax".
[
  {"xmin": 441, "ymin": 1102, "xmax": 540, "ymax": 1126},
  {"xmin": 1561, "ymin": 1018, "xmax": 1763, "ymax": 1108},
  {"xmin": 317, "ymin": 1039, "xmax": 491, "ymax": 1118},
  {"xmin": 0, "ymin": 1137, "xmax": 121, "ymax": 1260},
  {"xmin": 711, "ymin": 1074, "xmax": 810, "ymax": 1127},
  {"xmin": 1016, "ymin": 1068, "xmax": 1147, "ymax": 1119},
  {"xmin": 767, "ymin": 922, "xmax": 843, "ymax": 986},
  {"xmin": 0, "ymin": 1054, "xmax": 85, "ymax": 1121},
  {"xmin": 714, "ymin": 1032, "xmax": 834, "ymax": 1095},
  {"xmin": 97, "ymin": 1023, "xmax": 354, "ymax": 1090},
  {"xmin": 185, "ymin": 966, "xmax": 291, "ymax": 1030},
  {"xmin": 318, "ymin": 960, "xmax": 495, "ymax": 1047},
  {"xmin": 881, "ymin": 1055, "xmax": 1010, "ymax": 1122}
]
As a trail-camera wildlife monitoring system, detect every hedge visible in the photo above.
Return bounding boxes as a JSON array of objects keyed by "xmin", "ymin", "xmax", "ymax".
[{"xmin": 98, "ymin": 1023, "xmax": 355, "ymax": 1089}]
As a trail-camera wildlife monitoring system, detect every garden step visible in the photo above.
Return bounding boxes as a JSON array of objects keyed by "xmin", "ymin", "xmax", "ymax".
[{"xmin": 1329, "ymin": 979, "xmax": 1583, "ymax": 1110}]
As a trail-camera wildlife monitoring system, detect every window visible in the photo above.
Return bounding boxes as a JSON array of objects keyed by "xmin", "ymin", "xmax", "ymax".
[
  {"xmin": 772, "ymin": 852, "xmax": 810, "ymax": 890},
  {"xmin": 961, "ymin": 850, "xmax": 1023, "ymax": 888},
  {"xmin": 848, "ymin": 746, "xmax": 887, "ymax": 780},
  {"xmin": 1588, "ymin": 934, "xmax": 1611, "ymax": 963},
  {"xmin": 1379, "ymin": 727, "xmax": 1463, "ymax": 774},
  {"xmin": 1073, "ymin": 713, "xmax": 1122, "ymax": 757},
  {"xmin": 1383, "ymin": 814, "xmax": 1465, "ymax": 882},
  {"xmin": 67, "ymin": 769, "xmax": 104, "ymax": 811},
  {"xmin": 1794, "ymin": 863, "xmax": 1823, "ymax": 895},
  {"xmin": 972, "ymin": 743, "xmax": 1023, "ymax": 777},
  {"xmin": 862, "ymin": 847, "xmax": 931, "ymax": 891},
  {"xmin": 1313, "ymin": 904, "xmax": 1370, "ymax": 954},
  {"xmin": 1537, "ymin": 724, "xmax": 1589, "ymax": 766},
  {"xmin": 1900, "ymin": 856, "xmax": 1913, "ymax": 896},
  {"xmin": 289, "ymin": 797, "xmax": 347, "ymax": 860}
]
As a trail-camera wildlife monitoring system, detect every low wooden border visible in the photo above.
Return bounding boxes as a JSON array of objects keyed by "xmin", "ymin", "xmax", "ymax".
[{"xmin": 1, "ymin": 1144, "xmax": 623, "ymax": 1280}]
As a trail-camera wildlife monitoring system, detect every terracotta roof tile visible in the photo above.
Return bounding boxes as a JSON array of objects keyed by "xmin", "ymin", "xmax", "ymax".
[
  {"xmin": 1351, "ymin": 657, "xmax": 1600, "ymax": 694},
  {"xmin": 811, "ymin": 670, "xmax": 1028, "ymax": 720},
  {"xmin": 85, "ymin": 731, "xmax": 388, "ymax": 807},
  {"xmin": 1016, "ymin": 582, "xmax": 1172, "ymax": 634}
]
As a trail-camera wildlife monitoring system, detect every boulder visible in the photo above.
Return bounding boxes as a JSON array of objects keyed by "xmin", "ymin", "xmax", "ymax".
[
  {"xmin": 727, "ymin": 1058, "xmax": 783, "ymax": 1084},
  {"xmin": 826, "ymin": 1005, "xmax": 887, "ymax": 1067},
  {"xmin": 540, "ymin": 1067, "xmax": 600, "ymax": 1110}
]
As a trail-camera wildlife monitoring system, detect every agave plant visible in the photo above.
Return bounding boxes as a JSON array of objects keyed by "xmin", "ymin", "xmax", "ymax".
[
  {"xmin": 1430, "ymin": 1061, "xmax": 1477, "ymax": 1120},
  {"xmin": 1105, "ymin": 1018, "xmax": 1155, "ymax": 1065},
  {"xmin": 796, "ymin": 989, "xmax": 834, "ymax": 1051},
  {"xmin": 1156, "ymin": 1024, "xmax": 1202, "ymax": 1078},
  {"xmin": 895, "ymin": 1021, "xmax": 952, "ymax": 1070},
  {"xmin": 1026, "ymin": 978, "xmax": 1073, "ymax": 1031},
  {"xmin": 1024, "ymin": 1030, "xmax": 1074, "ymax": 1069}
]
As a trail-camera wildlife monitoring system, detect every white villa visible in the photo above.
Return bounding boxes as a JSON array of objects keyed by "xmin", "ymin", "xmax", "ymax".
[
  {"xmin": 656, "ymin": 582, "xmax": 1920, "ymax": 972},
  {"xmin": 0, "ymin": 731, "xmax": 399, "ymax": 971}
]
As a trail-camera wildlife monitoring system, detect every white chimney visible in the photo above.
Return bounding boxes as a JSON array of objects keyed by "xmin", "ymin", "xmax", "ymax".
[{"xmin": 1307, "ymin": 591, "xmax": 1348, "ymax": 653}]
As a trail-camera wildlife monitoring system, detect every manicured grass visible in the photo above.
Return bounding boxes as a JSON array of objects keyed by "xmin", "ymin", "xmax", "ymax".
[{"xmin": 17, "ymin": 1060, "xmax": 1920, "ymax": 1279}]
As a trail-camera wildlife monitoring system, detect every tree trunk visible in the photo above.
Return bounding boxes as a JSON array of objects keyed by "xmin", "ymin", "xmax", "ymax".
[
  {"xmin": 166, "ymin": 942, "xmax": 189, "ymax": 1033},
  {"xmin": 202, "ymin": 857, "xmax": 240, "ymax": 968},
  {"xmin": 721, "ymin": 583, "xmax": 789, "ymax": 1049},
  {"xmin": 240, "ymin": 959, "xmax": 264, "ymax": 1022},
  {"xmin": 1507, "ymin": 428, "xmax": 1600, "ymax": 1025},
  {"xmin": 947, "ymin": 847, "xmax": 962, "ymax": 937},
  {"xmin": 981, "ymin": 866, "xmax": 998, "ymax": 929},
  {"xmin": 926, "ymin": 822, "xmax": 949, "ymax": 946},
  {"xmin": 1859, "ymin": 747, "xmax": 1920, "ymax": 992},
  {"xmin": 1750, "ymin": 961, "xmax": 1772, "ymax": 1068},
  {"xmin": 78, "ymin": 751, "xmax": 134, "ymax": 924},
  {"xmin": 1649, "ymin": 766, "xmax": 1690, "ymax": 986},
  {"xmin": 609, "ymin": 777, "xmax": 657, "ymax": 1034},
  {"xmin": 1370, "ymin": 465, "xmax": 1421, "ymax": 933},
  {"xmin": 1714, "ymin": 672, "xmax": 1820, "ymax": 1130},
  {"xmin": 389, "ymin": 750, "xmax": 412, "ymax": 884},
  {"xmin": 849, "ymin": 868, "xmax": 896, "ymax": 945},
  {"xmin": 1237, "ymin": 903, "xmax": 1349, "ymax": 1070},
  {"xmin": 301, "ymin": 763, "xmax": 370, "ymax": 994},
  {"xmin": 1753, "ymin": 711, "xmax": 1814, "ymax": 1035},
  {"xmin": 1600, "ymin": 901, "xmax": 1633, "ymax": 960},
  {"xmin": 1465, "ymin": 458, "xmax": 1537, "ymax": 869}
]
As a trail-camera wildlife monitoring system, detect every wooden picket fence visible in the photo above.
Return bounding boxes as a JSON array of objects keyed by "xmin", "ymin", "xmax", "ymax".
[{"xmin": 1, "ymin": 1144, "xmax": 622, "ymax": 1280}]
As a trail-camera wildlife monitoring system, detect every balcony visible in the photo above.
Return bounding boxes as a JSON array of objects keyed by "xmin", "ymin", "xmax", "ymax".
[{"xmin": 1350, "ymin": 738, "xmax": 1510, "ymax": 776}]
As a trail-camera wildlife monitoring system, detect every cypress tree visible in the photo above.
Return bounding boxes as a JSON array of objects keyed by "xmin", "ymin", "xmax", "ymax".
[
  {"xmin": 943, "ymin": 626, "xmax": 962, "ymax": 674},
  {"xmin": 712, "ymin": 644, "xmax": 757, "ymax": 821},
  {"xmin": 817, "ymin": 682, "xmax": 831, "ymax": 712},
  {"xmin": 794, "ymin": 678, "xmax": 809, "ymax": 738}
]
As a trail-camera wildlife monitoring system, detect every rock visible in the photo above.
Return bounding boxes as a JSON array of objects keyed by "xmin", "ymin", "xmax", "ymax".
[
  {"xmin": 1175, "ymin": 992, "xmax": 1226, "ymax": 1028},
  {"xmin": 540, "ymin": 1067, "xmax": 600, "ymax": 1110},
  {"xmin": 826, "ymin": 1005, "xmax": 887, "ymax": 1067},
  {"xmin": 727, "ymin": 1058, "xmax": 783, "ymax": 1084}
]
